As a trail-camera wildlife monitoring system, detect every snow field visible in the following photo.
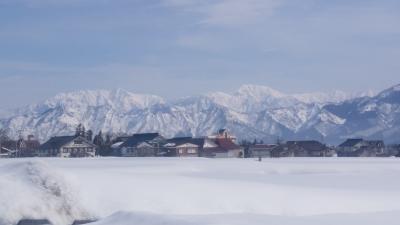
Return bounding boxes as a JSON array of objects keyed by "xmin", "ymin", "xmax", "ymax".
[{"xmin": 1, "ymin": 157, "xmax": 400, "ymax": 225}]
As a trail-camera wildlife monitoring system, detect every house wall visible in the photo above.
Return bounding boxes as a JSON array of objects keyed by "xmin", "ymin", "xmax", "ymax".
[
  {"xmin": 176, "ymin": 147, "xmax": 199, "ymax": 157},
  {"xmin": 60, "ymin": 141, "xmax": 95, "ymax": 157},
  {"xmin": 213, "ymin": 149, "xmax": 244, "ymax": 158},
  {"xmin": 121, "ymin": 147, "xmax": 156, "ymax": 157},
  {"xmin": 39, "ymin": 140, "xmax": 95, "ymax": 158},
  {"xmin": 249, "ymin": 149, "xmax": 272, "ymax": 158}
]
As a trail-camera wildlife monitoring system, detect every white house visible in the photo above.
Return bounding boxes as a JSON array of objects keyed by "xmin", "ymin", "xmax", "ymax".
[{"xmin": 38, "ymin": 136, "xmax": 96, "ymax": 158}]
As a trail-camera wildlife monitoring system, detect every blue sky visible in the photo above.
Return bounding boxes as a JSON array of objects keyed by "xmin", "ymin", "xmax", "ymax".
[{"xmin": 0, "ymin": 0, "xmax": 399, "ymax": 109}]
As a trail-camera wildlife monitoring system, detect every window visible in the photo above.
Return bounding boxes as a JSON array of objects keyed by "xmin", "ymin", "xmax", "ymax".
[
  {"xmin": 74, "ymin": 140, "xmax": 83, "ymax": 145},
  {"xmin": 187, "ymin": 149, "xmax": 197, "ymax": 154}
]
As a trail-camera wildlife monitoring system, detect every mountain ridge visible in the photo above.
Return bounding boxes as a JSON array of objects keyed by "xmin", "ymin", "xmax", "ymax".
[{"xmin": 1, "ymin": 84, "xmax": 398, "ymax": 144}]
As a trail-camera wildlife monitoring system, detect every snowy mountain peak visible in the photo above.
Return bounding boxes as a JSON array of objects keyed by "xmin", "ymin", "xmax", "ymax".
[
  {"xmin": 375, "ymin": 84, "xmax": 400, "ymax": 100},
  {"xmin": 1, "ymin": 84, "xmax": 399, "ymax": 144},
  {"xmin": 44, "ymin": 89, "xmax": 164, "ymax": 111},
  {"xmin": 236, "ymin": 84, "xmax": 285, "ymax": 98}
]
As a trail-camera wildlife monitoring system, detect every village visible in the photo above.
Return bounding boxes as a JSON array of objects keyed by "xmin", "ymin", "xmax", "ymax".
[{"xmin": 0, "ymin": 125, "xmax": 399, "ymax": 159}]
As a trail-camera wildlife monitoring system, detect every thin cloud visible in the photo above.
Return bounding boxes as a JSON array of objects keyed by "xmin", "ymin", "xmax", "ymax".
[
  {"xmin": 0, "ymin": 0, "xmax": 107, "ymax": 7},
  {"xmin": 164, "ymin": 0, "xmax": 284, "ymax": 27}
]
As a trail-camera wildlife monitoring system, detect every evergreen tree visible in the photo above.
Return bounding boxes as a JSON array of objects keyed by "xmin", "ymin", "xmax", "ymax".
[
  {"xmin": 81, "ymin": 125, "xmax": 86, "ymax": 138},
  {"xmin": 75, "ymin": 124, "xmax": 82, "ymax": 137},
  {"xmin": 93, "ymin": 131, "xmax": 104, "ymax": 146},
  {"xmin": 87, "ymin": 130, "xmax": 93, "ymax": 142},
  {"xmin": 105, "ymin": 133, "xmax": 112, "ymax": 145}
]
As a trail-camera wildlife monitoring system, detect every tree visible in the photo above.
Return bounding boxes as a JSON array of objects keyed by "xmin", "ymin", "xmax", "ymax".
[
  {"xmin": 0, "ymin": 128, "xmax": 10, "ymax": 151},
  {"xmin": 93, "ymin": 131, "xmax": 104, "ymax": 146},
  {"xmin": 86, "ymin": 130, "xmax": 93, "ymax": 142},
  {"xmin": 276, "ymin": 136, "xmax": 283, "ymax": 145},
  {"xmin": 253, "ymin": 138, "xmax": 258, "ymax": 145},
  {"xmin": 0, "ymin": 128, "xmax": 10, "ymax": 143},
  {"xmin": 75, "ymin": 124, "xmax": 82, "ymax": 137},
  {"xmin": 105, "ymin": 133, "xmax": 112, "ymax": 146}
]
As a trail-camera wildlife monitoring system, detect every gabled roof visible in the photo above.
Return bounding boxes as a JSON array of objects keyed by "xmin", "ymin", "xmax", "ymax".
[
  {"xmin": 286, "ymin": 140, "xmax": 327, "ymax": 151},
  {"xmin": 164, "ymin": 137, "xmax": 205, "ymax": 148},
  {"xmin": 40, "ymin": 135, "xmax": 96, "ymax": 150},
  {"xmin": 40, "ymin": 136, "xmax": 76, "ymax": 150},
  {"xmin": 120, "ymin": 133, "xmax": 164, "ymax": 148},
  {"xmin": 216, "ymin": 138, "xmax": 241, "ymax": 150},
  {"xmin": 338, "ymin": 139, "xmax": 364, "ymax": 148}
]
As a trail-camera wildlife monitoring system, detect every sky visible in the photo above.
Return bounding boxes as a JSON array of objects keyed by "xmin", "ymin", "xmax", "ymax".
[{"xmin": 0, "ymin": 0, "xmax": 399, "ymax": 109}]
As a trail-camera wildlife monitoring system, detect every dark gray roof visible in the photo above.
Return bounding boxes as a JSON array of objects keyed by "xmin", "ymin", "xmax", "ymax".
[
  {"xmin": 286, "ymin": 140, "xmax": 327, "ymax": 151},
  {"xmin": 165, "ymin": 137, "xmax": 205, "ymax": 147},
  {"xmin": 366, "ymin": 140, "xmax": 385, "ymax": 147},
  {"xmin": 338, "ymin": 139, "xmax": 364, "ymax": 148},
  {"xmin": 40, "ymin": 136, "xmax": 96, "ymax": 150},
  {"xmin": 40, "ymin": 136, "xmax": 76, "ymax": 150},
  {"xmin": 120, "ymin": 133, "xmax": 164, "ymax": 148}
]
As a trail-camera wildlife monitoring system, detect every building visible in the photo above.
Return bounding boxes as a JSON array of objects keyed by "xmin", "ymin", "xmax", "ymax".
[
  {"xmin": 0, "ymin": 140, "xmax": 17, "ymax": 158},
  {"xmin": 272, "ymin": 140, "xmax": 334, "ymax": 157},
  {"xmin": 248, "ymin": 144, "xmax": 277, "ymax": 158},
  {"xmin": 118, "ymin": 133, "xmax": 165, "ymax": 157},
  {"xmin": 163, "ymin": 137, "xmax": 204, "ymax": 157},
  {"xmin": 337, "ymin": 138, "xmax": 385, "ymax": 157},
  {"xmin": 38, "ymin": 136, "xmax": 96, "ymax": 157},
  {"xmin": 202, "ymin": 138, "xmax": 244, "ymax": 158},
  {"xmin": 0, "ymin": 145, "xmax": 15, "ymax": 158},
  {"xmin": 208, "ymin": 128, "xmax": 237, "ymax": 142},
  {"xmin": 18, "ymin": 135, "xmax": 41, "ymax": 157},
  {"xmin": 201, "ymin": 129, "xmax": 244, "ymax": 158},
  {"xmin": 396, "ymin": 145, "xmax": 400, "ymax": 157}
]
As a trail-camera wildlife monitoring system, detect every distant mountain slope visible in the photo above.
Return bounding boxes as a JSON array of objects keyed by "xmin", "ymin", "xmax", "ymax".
[{"xmin": 0, "ymin": 84, "xmax": 398, "ymax": 144}]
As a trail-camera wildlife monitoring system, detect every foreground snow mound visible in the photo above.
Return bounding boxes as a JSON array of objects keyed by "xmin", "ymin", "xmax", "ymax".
[
  {"xmin": 92, "ymin": 211, "xmax": 400, "ymax": 225},
  {"xmin": 2, "ymin": 158, "xmax": 400, "ymax": 225},
  {"xmin": 91, "ymin": 211, "xmax": 199, "ymax": 225},
  {"xmin": 0, "ymin": 160, "xmax": 92, "ymax": 225}
]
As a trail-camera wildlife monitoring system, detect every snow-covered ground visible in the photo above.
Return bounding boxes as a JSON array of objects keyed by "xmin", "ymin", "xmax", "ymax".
[{"xmin": 1, "ymin": 157, "xmax": 400, "ymax": 225}]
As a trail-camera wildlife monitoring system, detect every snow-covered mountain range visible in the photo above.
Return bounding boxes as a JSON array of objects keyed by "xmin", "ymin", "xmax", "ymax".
[{"xmin": 1, "ymin": 84, "xmax": 399, "ymax": 144}]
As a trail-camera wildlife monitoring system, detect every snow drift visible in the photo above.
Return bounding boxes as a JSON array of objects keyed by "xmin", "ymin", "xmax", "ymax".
[
  {"xmin": 1, "ymin": 157, "xmax": 400, "ymax": 225},
  {"xmin": 0, "ymin": 160, "xmax": 92, "ymax": 225}
]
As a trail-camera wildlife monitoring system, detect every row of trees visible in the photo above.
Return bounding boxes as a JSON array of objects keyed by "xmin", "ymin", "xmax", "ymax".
[{"xmin": 75, "ymin": 124, "xmax": 116, "ymax": 156}]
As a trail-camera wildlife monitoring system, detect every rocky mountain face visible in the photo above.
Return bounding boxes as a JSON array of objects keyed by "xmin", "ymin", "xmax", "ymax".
[{"xmin": 1, "ymin": 84, "xmax": 399, "ymax": 144}]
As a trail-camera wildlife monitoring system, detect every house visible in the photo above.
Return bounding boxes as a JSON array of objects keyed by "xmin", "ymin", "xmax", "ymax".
[
  {"xmin": 272, "ymin": 141, "xmax": 333, "ymax": 157},
  {"xmin": 201, "ymin": 129, "xmax": 244, "ymax": 158},
  {"xmin": 38, "ymin": 136, "xmax": 96, "ymax": 157},
  {"xmin": 337, "ymin": 138, "xmax": 385, "ymax": 157},
  {"xmin": 208, "ymin": 128, "xmax": 237, "ymax": 142},
  {"xmin": 396, "ymin": 145, "xmax": 400, "ymax": 157},
  {"xmin": 118, "ymin": 133, "xmax": 165, "ymax": 157},
  {"xmin": 0, "ymin": 145, "xmax": 15, "ymax": 158},
  {"xmin": 163, "ymin": 137, "xmax": 204, "ymax": 157},
  {"xmin": 18, "ymin": 135, "xmax": 41, "ymax": 157},
  {"xmin": 0, "ymin": 140, "xmax": 17, "ymax": 158},
  {"xmin": 248, "ymin": 144, "xmax": 277, "ymax": 158},
  {"xmin": 202, "ymin": 138, "xmax": 244, "ymax": 158},
  {"xmin": 0, "ymin": 135, "xmax": 40, "ymax": 157}
]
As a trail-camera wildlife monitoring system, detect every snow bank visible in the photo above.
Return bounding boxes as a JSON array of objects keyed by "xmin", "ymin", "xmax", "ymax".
[
  {"xmin": 92, "ymin": 210, "xmax": 400, "ymax": 225},
  {"xmin": 91, "ymin": 211, "xmax": 198, "ymax": 225},
  {"xmin": 1, "ymin": 157, "xmax": 400, "ymax": 225},
  {"xmin": 0, "ymin": 160, "xmax": 92, "ymax": 225}
]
